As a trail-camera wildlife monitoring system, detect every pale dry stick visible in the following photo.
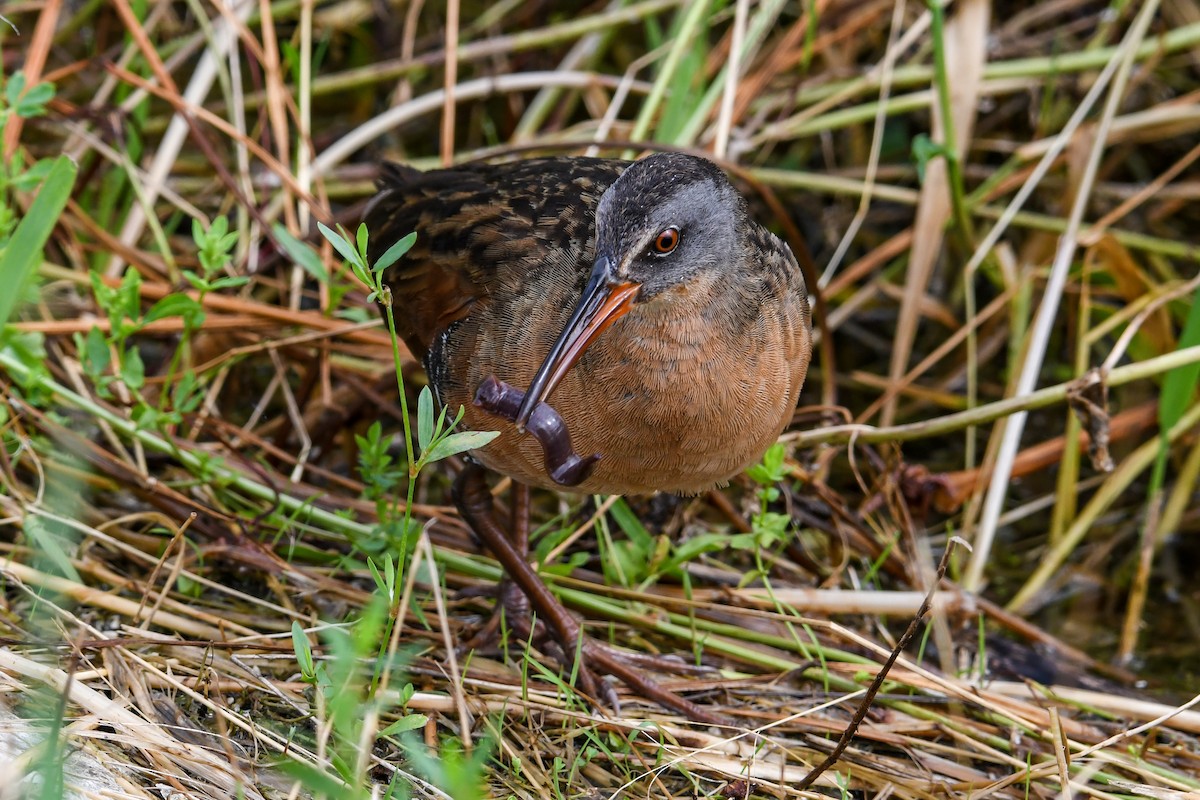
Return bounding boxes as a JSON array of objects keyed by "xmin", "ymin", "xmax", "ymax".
[
  {"xmin": 417, "ymin": 531, "xmax": 475, "ymax": 753},
  {"xmin": 513, "ymin": 0, "xmax": 619, "ymax": 142},
  {"xmin": 442, "ymin": 0, "xmax": 460, "ymax": 167},
  {"xmin": 377, "ymin": 519, "xmax": 433, "ymax": 705},
  {"xmin": 60, "ymin": 123, "xmax": 209, "ymax": 223},
  {"xmin": 674, "ymin": 0, "xmax": 789, "ymax": 148},
  {"xmin": 988, "ymin": 683, "xmax": 1200, "ymax": 736},
  {"xmin": 543, "ymin": 493, "xmax": 621, "ymax": 565},
  {"xmin": 589, "ymin": 49, "xmax": 664, "ymax": 154},
  {"xmin": 620, "ymin": 689, "xmax": 868, "ymax": 794},
  {"xmin": 287, "ymin": 0, "xmax": 315, "ymax": 322},
  {"xmin": 1101, "ymin": 272, "xmax": 1200, "ymax": 373},
  {"xmin": 883, "ymin": 0, "xmax": 989, "ymax": 429},
  {"xmin": 817, "ymin": 0, "xmax": 908, "ymax": 290},
  {"xmin": 1, "ymin": 556, "xmax": 244, "ymax": 640},
  {"xmin": 267, "ymin": 348, "xmax": 312, "ymax": 484},
  {"xmin": 221, "ymin": 3, "xmax": 257, "ymax": 273},
  {"xmin": 311, "ymin": 72, "xmax": 649, "ymax": 178},
  {"xmin": 751, "ymin": 10, "xmax": 931, "ymax": 149},
  {"xmin": 0, "ymin": 649, "xmax": 268, "ymax": 799},
  {"xmin": 255, "ymin": 0, "xmax": 298, "ymax": 255},
  {"xmin": 728, "ymin": 588, "xmax": 964, "ymax": 617},
  {"xmin": 963, "ymin": 0, "xmax": 1163, "ymax": 593},
  {"xmin": 105, "ymin": 0, "xmax": 255, "ymax": 278},
  {"xmin": 978, "ymin": 693, "xmax": 1200, "ymax": 797},
  {"xmin": 242, "ymin": 371, "xmax": 282, "ymax": 433},
  {"xmin": 297, "ymin": 0, "xmax": 313, "ymax": 235},
  {"xmin": 711, "ymin": 0, "xmax": 749, "ymax": 159},
  {"xmin": 1017, "ymin": 102, "xmax": 1200, "ymax": 160},
  {"xmin": 105, "ymin": 63, "xmax": 321, "ymax": 211},
  {"xmin": 1083, "ymin": 137, "xmax": 1200, "ymax": 245},
  {"xmin": 790, "ymin": 343, "xmax": 1200, "ymax": 447},
  {"xmin": 1050, "ymin": 707, "xmax": 1074, "ymax": 800}
]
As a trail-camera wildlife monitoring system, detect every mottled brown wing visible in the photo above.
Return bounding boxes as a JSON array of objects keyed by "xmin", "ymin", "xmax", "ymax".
[{"xmin": 363, "ymin": 157, "xmax": 626, "ymax": 363}]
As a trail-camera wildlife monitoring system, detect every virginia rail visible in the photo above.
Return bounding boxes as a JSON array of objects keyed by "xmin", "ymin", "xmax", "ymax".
[{"xmin": 365, "ymin": 153, "xmax": 812, "ymax": 721}]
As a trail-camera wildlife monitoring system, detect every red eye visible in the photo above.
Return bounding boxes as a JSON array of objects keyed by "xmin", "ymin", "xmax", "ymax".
[{"xmin": 653, "ymin": 227, "xmax": 680, "ymax": 254}]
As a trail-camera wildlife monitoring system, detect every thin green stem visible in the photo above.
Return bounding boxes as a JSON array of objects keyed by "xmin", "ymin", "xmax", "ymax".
[
  {"xmin": 926, "ymin": 0, "xmax": 976, "ymax": 246},
  {"xmin": 790, "ymin": 344, "xmax": 1200, "ymax": 447}
]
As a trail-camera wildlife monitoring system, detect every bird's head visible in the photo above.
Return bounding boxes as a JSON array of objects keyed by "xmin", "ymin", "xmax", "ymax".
[{"xmin": 514, "ymin": 152, "xmax": 748, "ymax": 429}]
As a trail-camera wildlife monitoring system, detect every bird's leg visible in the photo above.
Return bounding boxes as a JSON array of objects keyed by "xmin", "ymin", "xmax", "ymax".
[
  {"xmin": 453, "ymin": 462, "xmax": 725, "ymax": 724},
  {"xmin": 458, "ymin": 482, "xmax": 540, "ymax": 653}
]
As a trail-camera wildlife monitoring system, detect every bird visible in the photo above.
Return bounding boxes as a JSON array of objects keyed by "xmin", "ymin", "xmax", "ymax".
[{"xmin": 364, "ymin": 152, "xmax": 812, "ymax": 721}]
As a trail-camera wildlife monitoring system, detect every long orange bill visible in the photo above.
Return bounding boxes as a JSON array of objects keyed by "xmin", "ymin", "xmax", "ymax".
[{"xmin": 515, "ymin": 255, "xmax": 640, "ymax": 431}]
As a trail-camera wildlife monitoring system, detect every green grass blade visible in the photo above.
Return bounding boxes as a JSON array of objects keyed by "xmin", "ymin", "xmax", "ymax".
[
  {"xmin": 1159, "ymin": 284, "xmax": 1200, "ymax": 435},
  {"xmin": 0, "ymin": 155, "xmax": 77, "ymax": 326}
]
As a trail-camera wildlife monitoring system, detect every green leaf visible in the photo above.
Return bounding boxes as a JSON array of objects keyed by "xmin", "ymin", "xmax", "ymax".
[
  {"xmin": 423, "ymin": 430, "xmax": 498, "ymax": 464},
  {"xmin": 379, "ymin": 713, "xmax": 429, "ymax": 737},
  {"xmin": 121, "ymin": 346, "xmax": 145, "ymax": 390},
  {"xmin": 273, "ymin": 223, "xmax": 329, "ymax": 283},
  {"xmin": 23, "ymin": 516, "xmax": 81, "ymax": 582},
  {"xmin": 5, "ymin": 71, "xmax": 27, "ymax": 106},
  {"xmin": 609, "ymin": 497, "xmax": 653, "ymax": 550},
  {"xmin": 145, "ymin": 293, "xmax": 204, "ymax": 325},
  {"xmin": 355, "ymin": 222, "xmax": 369, "ymax": 262},
  {"xmin": 417, "ymin": 386, "xmax": 434, "ymax": 453},
  {"xmin": 208, "ymin": 275, "xmax": 250, "ymax": 291},
  {"xmin": 318, "ymin": 221, "xmax": 361, "ymax": 269},
  {"xmin": 15, "ymin": 80, "xmax": 55, "ymax": 118},
  {"xmin": 660, "ymin": 532, "xmax": 730, "ymax": 573},
  {"xmin": 604, "ymin": 538, "xmax": 651, "ymax": 587},
  {"xmin": 911, "ymin": 133, "xmax": 948, "ymax": 184},
  {"xmin": 0, "ymin": 329, "xmax": 48, "ymax": 391},
  {"xmin": 79, "ymin": 326, "xmax": 110, "ymax": 376},
  {"xmin": 274, "ymin": 760, "xmax": 349, "ymax": 797},
  {"xmin": 374, "ymin": 231, "xmax": 417, "ymax": 274},
  {"xmin": 745, "ymin": 442, "xmax": 787, "ymax": 485},
  {"xmin": 0, "ymin": 155, "xmax": 77, "ymax": 325},
  {"xmin": 11, "ymin": 158, "xmax": 55, "ymax": 191},
  {"xmin": 1160, "ymin": 285, "xmax": 1200, "ymax": 434},
  {"xmin": 291, "ymin": 621, "xmax": 316, "ymax": 680}
]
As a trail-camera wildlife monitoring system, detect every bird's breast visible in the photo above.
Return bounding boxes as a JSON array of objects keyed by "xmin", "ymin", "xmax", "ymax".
[{"xmin": 438, "ymin": 270, "xmax": 809, "ymax": 496}]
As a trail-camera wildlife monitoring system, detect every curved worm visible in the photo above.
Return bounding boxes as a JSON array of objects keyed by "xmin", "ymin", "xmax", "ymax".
[{"xmin": 473, "ymin": 375, "xmax": 601, "ymax": 487}]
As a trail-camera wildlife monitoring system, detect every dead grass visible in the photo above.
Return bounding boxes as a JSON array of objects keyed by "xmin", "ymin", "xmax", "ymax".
[{"xmin": 2, "ymin": 1, "xmax": 1200, "ymax": 798}]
